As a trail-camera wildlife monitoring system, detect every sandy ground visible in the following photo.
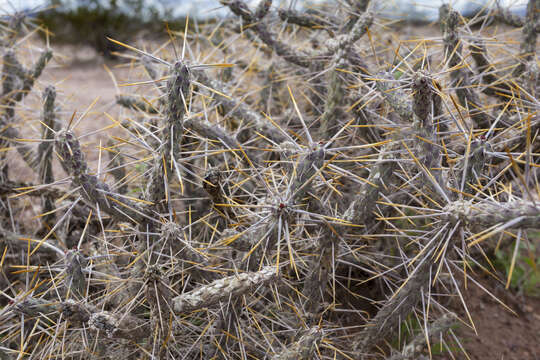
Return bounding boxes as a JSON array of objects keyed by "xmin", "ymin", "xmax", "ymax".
[{"xmin": 7, "ymin": 44, "xmax": 138, "ymax": 183}]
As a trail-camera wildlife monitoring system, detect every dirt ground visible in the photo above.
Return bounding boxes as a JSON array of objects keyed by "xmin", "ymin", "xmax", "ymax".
[
  {"xmin": 438, "ymin": 275, "xmax": 540, "ymax": 360},
  {"xmin": 7, "ymin": 44, "xmax": 134, "ymax": 182}
]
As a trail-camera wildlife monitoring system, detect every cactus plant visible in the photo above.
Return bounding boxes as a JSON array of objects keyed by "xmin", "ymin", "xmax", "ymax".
[{"xmin": 0, "ymin": 1, "xmax": 539, "ymax": 359}]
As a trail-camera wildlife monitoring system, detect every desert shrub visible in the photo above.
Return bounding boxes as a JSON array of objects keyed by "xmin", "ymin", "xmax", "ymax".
[
  {"xmin": 37, "ymin": 0, "xmax": 188, "ymax": 56},
  {"xmin": 0, "ymin": 0, "xmax": 539, "ymax": 359}
]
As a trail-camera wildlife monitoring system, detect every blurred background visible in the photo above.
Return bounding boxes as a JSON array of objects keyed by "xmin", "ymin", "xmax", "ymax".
[{"xmin": 0, "ymin": 0, "xmax": 528, "ymax": 57}]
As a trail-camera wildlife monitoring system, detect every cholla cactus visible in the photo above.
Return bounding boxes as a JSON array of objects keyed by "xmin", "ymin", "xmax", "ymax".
[
  {"xmin": 1, "ymin": 1, "xmax": 539, "ymax": 359},
  {"xmin": 172, "ymin": 266, "xmax": 278, "ymax": 313},
  {"xmin": 272, "ymin": 327, "xmax": 322, "ymax": 359}
]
